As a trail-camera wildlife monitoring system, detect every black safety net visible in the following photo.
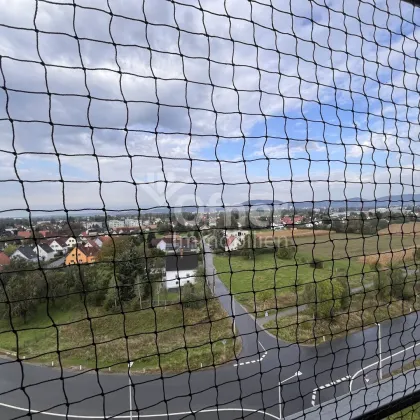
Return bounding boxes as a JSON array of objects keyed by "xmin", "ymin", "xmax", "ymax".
[{"xmin": 1, "ymin": 0, "xmax": 420, "ymax": 419}]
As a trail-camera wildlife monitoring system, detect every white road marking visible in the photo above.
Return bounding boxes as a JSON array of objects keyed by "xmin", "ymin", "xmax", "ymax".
[
  {"xmin": 349, "ymin": 340, "xmax": 420, "ymax": 392},
  {"xmin": 233, "ymin": 340, "xmax": 268, "ymax": 367},
  {"xmin": 0, "ymin": 402, "xmax": 281, "ymax": 419},
  {"xmin": 311, "ymin": 375, "xmax": 351, "ymax": 407}
]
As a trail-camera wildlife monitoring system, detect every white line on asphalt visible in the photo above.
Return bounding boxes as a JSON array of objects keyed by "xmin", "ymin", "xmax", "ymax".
[
  {"xmin": 349, "ymin": 340, "xmax": 420, "ymax": 392},
  {"xmin": 233, "ymin": 340, "xmax": 268, "ymax": 367},
  {"xmin": 0, "ymin": 402, "xmax": 281, "ymax": 419},
  {"xmin": 311, "ymin": 375, "xmax": 351, "ymax": 407}
]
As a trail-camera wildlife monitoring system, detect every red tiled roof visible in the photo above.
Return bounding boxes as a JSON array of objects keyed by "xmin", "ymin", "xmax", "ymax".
[
  {"xmin": 226, "ymin": 236, "xmax": 236, "ymax": 247},
  {"xmin": 55, "ymin": 237, "xmax": 68, "ymax": 246},
  {"xmin": 85, "ymin": 239, "xmax": 100, "ymax": 249},
  {"xmin": 17, "ymin": 231, "xmax": 32, "ymax": 239},
  {"xmin": 0, "ymin": 252, "xmax": 10, "ymax": 266},
  {"xmin": 82, "ymin": 246, "xmax": 99, "ymax": 257}
]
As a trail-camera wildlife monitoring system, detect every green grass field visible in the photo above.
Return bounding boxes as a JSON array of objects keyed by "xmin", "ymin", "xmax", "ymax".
[
  {"xmin": 389, "ymin": 404, "xmax": 420, "ymax": 420},
  {"xmin": 0, "ymin": 297, "xmax": 240, "ymax": 373},
  {"xmin": 213, "ymin": 231, "xmax": 417, "ymax": 317},
  {"xmin": 213, "ymin": 250, "xmax": 376, "ymax": 316},
  {"xmin": 291, "ymin": 232, "xmax": 420, "ymax": 261}
]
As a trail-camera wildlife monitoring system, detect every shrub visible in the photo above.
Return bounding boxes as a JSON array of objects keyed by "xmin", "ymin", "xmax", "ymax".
[
  {"xmin": 304, "ymin": 279, "xmax": 344, "ymax": 319},
  {"xmin": 310, "ymin": 258, "xmax": 324, "ymax": 269},
  {"xmin": 277, "ymin": 239, "xmax": 296, "ymax": 260},
  {"xmin": 181, "ymin": 281, "xmax": 205, "ymax": 309}
]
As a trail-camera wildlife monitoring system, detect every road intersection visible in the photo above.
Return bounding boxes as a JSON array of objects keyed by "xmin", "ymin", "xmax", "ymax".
[{"xmin": 0, "ymin": 245, "xmax": 420, "ymax": 419}]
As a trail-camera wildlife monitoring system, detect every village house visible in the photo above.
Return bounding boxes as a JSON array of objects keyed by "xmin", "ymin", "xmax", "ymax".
[
  {"xmin": 225, "ymin": 235, "xmax": 242, "ymax": 251},
  {"xmin": 33, "ymin": 244, "xmax": 55, "ymax": 261},
  {"xmin": 151, "ymin": 237, "xmax": 197, "ymax": 253},
  {"xmin": 45, "ymin": 237, "xmax": 68, "ymax": 254},
  {"xmin": 65, "ymin": 237, "xmax": 76, "ymax": 248},
  {"xmin": 10, "ymin": 246, "xmax": 38, "ymax": 262},
  {"xmin": 65, "ymin": 245, "xmax": 99, "ymax": 265},
  {"xmin": 164, "ymin": 251, "xmax": 198, "ymax": 289},
  {"xmin": 17, "ymin": 230, "xmax": 32, "ymax": 239}
]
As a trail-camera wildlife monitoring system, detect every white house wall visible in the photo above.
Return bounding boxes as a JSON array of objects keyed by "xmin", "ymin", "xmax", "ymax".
[{"xmin": 165, "ymin": 269, "xmax": 196, "ymax": 289}]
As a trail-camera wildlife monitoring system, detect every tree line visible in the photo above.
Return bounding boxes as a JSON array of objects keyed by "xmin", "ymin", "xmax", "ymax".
[{"xmin": 0, "ymin": 237, "xmax": 166, "ymax": 323}]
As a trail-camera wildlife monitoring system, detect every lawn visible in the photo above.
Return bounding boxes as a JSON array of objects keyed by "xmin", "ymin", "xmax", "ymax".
[
  {"xmin": 389, "ymin": 404, "xmax": 420, "ymax": 420},
  {"xmin": 0, "ymin": 296, "xmax": 240, "ymax": 373},
  {"xmin": 213, "ymin": 250, "xmax": 375, "ymax": 316},
  {"xmin": 289, "ymin": 232, "xmax": 420, "ymax": 262},
  {"xmin": 213, "ymin": 231, "xmax": 418, "ymax": 317}
]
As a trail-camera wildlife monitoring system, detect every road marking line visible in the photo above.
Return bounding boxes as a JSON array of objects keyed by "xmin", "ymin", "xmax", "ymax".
[
  {"xmin": 233, "ymin": 340, "xmax": 268, "ymax": 367},
  {"xmin": 349, "ymin": 340, "xmax": 420, "ymax": 392},
  {"xmin": 311, "ymin": 376, "xmax": 352, "ymax": 407},
  {"xmin": 0, "ymin": 403, "xmax": 281, "ymax": 419}
]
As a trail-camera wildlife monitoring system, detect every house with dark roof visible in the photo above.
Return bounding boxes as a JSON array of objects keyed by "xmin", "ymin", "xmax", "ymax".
[
  {"xmin": 33, "ymin": 243, "xmax": 55, "ymax": 261},
  {"xmin": 94, "ymin": 235, "xmax": 111, "ymax": 248},
  {"xmin": 151, "ymin": 237, "xmax": 197, "ymax": 254},
  {"xmin": 84, "ymin": 239, "xmax": 100, "ymax": 249},
  {"xmin": 165, "ymin": 251, "xmax": 198, "ymax": 289},
  {"xmin": 45, "ymin": 237, "xmax": 68, "ymax": 254},
  {"xmin": 65, "ymin": 244, "xmax": 100, "ymax": 265},
  {"xmin": 11, "ymin": 246, "xmax": 37, "ymax": 262}
]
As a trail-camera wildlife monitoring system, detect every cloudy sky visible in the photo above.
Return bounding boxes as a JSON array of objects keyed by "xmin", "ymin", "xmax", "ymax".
[{"xmin": 0, "ymin": 0, "xmax": 419, "ymax": 216}]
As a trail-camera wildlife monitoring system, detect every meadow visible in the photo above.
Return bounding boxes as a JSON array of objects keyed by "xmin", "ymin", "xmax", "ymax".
[
  {"xmin": 213, "ymin": 226, "xmax": 420, "ymax": 317},
  {"xmin": 0, "ymin": 296, "xmax": 239, "ymax": 373}
]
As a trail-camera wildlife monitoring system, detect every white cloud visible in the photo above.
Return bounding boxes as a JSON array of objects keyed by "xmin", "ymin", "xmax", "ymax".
[{"xmin": 0, "ymin": 0, "xmax": 419, "ymax": 213}]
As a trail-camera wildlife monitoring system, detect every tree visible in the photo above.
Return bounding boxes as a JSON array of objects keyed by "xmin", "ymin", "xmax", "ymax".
[
  {"xmin": 181, "ymin": 280, "xmax": 206, "ymax": 309},
  {"xmin": 304, "ymin": 279, "xmax": 345, "ymax": 319},
  {"xmin": 147, "ymin": 232, "xmax": 156, "ymax": 247},
  {"xmin": 3, "ymin": 244, "xmax": 17, "ymax": 256},
  {"xmin": 0, "ymin": 260, "xmax": 44, "ymax": 323},
  {"xmin": 335, "ymin": 271, "xmax": 351, "ymax": 310},
  {"xmin": 375, "ymin": 268, "xmax": 413, "ymax": 301},
  {"xmin": 309, "ymin": 258, "xmax": 324, "ymax": 269},
  {"xmin": 45, "ymin": 270, "xmax": 71, "ymax": 307},
  {"xmin": 99, "ymin": 237, "xmax": 165, "ymax": 308},
  {"xmin": 277, "ymin": 239, "xmax": 295, "ymax": 260},
  {"xmin": 212, "ymin": 228, "xmax": 225, "ymax": 251},
  {"xmin": 84, "ymin": 265, "xmax": 108, "ymax": 307}
]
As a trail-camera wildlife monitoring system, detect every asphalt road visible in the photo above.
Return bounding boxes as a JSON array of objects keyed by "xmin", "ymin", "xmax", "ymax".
[{"xmin": 1, "ymin": 245, "xmax": 420, "ymax": 419}]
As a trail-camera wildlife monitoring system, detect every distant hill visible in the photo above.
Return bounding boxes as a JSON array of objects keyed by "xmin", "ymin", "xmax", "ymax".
[
  {"xmin": 239, "ymin": 200, "xmax": 284, "ymax": 206},
  {"xmin": 239, "ymin": 194, "xmax": 420, "ymax": 210}
]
